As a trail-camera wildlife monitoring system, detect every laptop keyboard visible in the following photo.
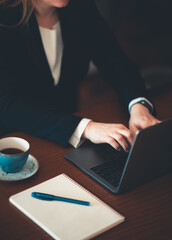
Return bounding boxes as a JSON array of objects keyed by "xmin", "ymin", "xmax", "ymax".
[{"xmin": 90, "ymin": 146, "xmax": 128, "ymax": 187}]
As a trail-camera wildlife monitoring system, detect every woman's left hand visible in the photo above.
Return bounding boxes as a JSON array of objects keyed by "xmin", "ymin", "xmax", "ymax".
[{"xmin": 129, "ymin": 103, "xmax": 160, "ymax": 135}]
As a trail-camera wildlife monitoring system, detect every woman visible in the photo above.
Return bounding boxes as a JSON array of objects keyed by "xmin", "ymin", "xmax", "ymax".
[{"xmin": 0, "ymin": 0, "xmax": 159, "ymax": 151}]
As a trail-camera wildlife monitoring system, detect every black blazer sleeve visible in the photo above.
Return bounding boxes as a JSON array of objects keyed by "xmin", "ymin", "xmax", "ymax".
[
  {"xmin": 0, "ymin": 61, "xmax": 82, "ymax": 146},
  {"xmin": 0, "ymin": 87, "xmax": 82, "ymax": 146}
]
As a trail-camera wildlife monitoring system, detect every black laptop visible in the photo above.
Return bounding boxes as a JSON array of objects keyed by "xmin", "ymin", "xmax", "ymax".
[{"xmin": 65, "ymin": 118, "xmax": 172, "ymax": 193}]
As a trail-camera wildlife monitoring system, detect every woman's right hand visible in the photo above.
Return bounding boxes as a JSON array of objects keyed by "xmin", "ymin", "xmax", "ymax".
[{"xmin": 82, "ymin": 121, "xmax": 134, "ymax": 152}]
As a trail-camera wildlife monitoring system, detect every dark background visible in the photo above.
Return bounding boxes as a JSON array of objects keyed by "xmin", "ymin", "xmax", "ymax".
[
  {"xmin": 96, "ymin": 0, "xmax": 172, "ymax": 68},
  {"xmin": 79, "ymin": 0, "xmax": 172, "ymax": 110}
]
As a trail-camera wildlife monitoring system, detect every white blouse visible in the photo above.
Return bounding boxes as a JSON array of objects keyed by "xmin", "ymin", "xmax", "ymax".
[{"xmin": 39, "ymin": 22, "xmax": 63, "ymax": 85}]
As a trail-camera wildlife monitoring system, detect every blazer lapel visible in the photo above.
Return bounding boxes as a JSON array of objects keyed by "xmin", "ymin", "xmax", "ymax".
[
  {"xmin": 20, "ymin": 13, "xmax": 54, "ymax": 86},
  {"xmin": 57, "ymin": 6, "xmax": 76, "ymax": 87}
]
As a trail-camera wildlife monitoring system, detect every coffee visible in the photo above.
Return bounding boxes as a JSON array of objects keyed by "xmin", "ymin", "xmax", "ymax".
[
  {"xmin": 0, "ymin": 137, "xmax": 30, "ymax": 173},
  {"xmin": 0, "ymin": 148, "xmax": 24, "ymax": 155}
]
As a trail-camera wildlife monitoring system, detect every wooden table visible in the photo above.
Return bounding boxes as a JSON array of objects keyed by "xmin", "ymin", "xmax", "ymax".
[{"xmin": 0, "ymin": 83, "xmax": 172, "ymax": 240}]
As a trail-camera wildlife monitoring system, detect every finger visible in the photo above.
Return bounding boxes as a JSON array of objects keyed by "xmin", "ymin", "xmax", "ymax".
[
  {"xmin": 152, "ymin": 119, "xmax": 161, "ymax": 125},
  {"xmin": 106, "ymin": 137, "xmax": 121, "ymax": 151},
  {"xmin": 109, "ymin": 133, "xmax": 129, "ymax": 152},
  {"xmin": 129, "ymin": 124, "xmax": 140, "ymax": 135},
  {"xmin": 150, "ymin": 116, "xmax": 160, "ymax": 123},
  {"xmin": 116, "ymin": 128, "xmax": 134, "ymax": 146},
  {"xmin": 140, "ymin": 119, "xmax": 152, "ymax": 129},
  {"xmin": 140, "ymin": 116, "xmax": 159, "ymax": 129}
]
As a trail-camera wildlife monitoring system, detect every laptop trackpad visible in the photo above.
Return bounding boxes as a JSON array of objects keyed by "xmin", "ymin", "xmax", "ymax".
[{"xmin": 66, "ymin": 143, "xmax": 126, "ymax": 169}]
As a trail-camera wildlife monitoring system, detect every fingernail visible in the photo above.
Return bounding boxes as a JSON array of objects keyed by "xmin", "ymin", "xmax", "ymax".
[{"xmin": 125, "ymin": 147, "xmax": 129, "ymax": 152}]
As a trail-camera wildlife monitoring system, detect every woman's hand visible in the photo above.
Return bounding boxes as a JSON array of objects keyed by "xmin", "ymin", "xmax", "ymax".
[
  {"xmin": 82, "ymin": 121, "xmax": 134, "ymax": 152},
  {"xmin": 129, "ymin": 103, "xmax": 160, "ymax": 135}
]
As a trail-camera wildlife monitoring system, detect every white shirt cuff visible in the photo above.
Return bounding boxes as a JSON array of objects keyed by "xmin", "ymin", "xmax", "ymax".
[
  {"xmin": 128, "ymin": 97, "xmax": 153, "ymax": 113},
  {"xmin": 69, "ymin": 118, "xmax": 91, "ymax": 148}
]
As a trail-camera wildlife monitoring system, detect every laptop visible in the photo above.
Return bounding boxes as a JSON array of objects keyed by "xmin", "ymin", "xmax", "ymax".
[{"xmin": 65, "ymin": 118, "xmax": 172, "ymax": 193}]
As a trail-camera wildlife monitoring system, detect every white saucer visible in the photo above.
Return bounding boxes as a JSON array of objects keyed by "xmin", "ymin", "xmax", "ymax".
[{"xmin": 0, "ymin": 155, "xmax": 39, "ymax": 182}]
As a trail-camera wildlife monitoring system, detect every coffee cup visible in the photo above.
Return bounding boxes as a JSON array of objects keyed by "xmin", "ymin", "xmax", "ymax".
[{"xmin": 0, "ymin": 137, "xmax": 30, "ymax": 173}]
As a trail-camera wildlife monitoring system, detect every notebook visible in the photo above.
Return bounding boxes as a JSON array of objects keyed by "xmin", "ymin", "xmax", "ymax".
[{"xmin": 9, "ymin": 174, "xmax": 125, "ymax": 240}]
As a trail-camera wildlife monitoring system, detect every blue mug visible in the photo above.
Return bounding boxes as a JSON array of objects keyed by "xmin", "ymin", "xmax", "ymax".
[{"xmin": 0, "ymin": 137, "xmax": 30, "ymax": 173}]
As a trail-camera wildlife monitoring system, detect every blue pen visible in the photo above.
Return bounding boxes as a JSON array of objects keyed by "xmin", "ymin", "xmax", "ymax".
[{"xmin": 31, "ymin": 192, "xmax": 90, "ymax": 206}]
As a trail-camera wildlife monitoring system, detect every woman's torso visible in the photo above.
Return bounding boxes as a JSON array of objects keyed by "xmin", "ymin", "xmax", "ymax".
[{"xmin": 0, "ymin": 1, "xmax": 92, "ymax": 113}]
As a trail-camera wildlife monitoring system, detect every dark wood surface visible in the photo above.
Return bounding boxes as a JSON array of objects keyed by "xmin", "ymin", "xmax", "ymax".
[{"xmin": 0, "ymin": 83, "xmax": 172, "ymax": 240}]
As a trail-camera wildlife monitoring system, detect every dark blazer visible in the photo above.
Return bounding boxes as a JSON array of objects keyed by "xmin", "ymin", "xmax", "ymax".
[{"xmin": 0, "ymin": 0, "xmax": 150, "ymax": 146}]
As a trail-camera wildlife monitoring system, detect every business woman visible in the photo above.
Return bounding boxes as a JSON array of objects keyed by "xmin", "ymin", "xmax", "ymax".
[{"xmin": 0, "ymin": 0, "xmax": 159, "ymax": 151}]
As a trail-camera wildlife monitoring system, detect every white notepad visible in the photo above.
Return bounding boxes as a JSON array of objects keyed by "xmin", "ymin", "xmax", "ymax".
[{"xmin": 9, "ymin": 174, "xmax": 125, "ymax": 240}]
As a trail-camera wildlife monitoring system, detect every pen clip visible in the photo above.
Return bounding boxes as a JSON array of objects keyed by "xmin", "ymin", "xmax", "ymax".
[{"xmin": 31, "ymin": 192, "xmax": 54, "ymax": 201}]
